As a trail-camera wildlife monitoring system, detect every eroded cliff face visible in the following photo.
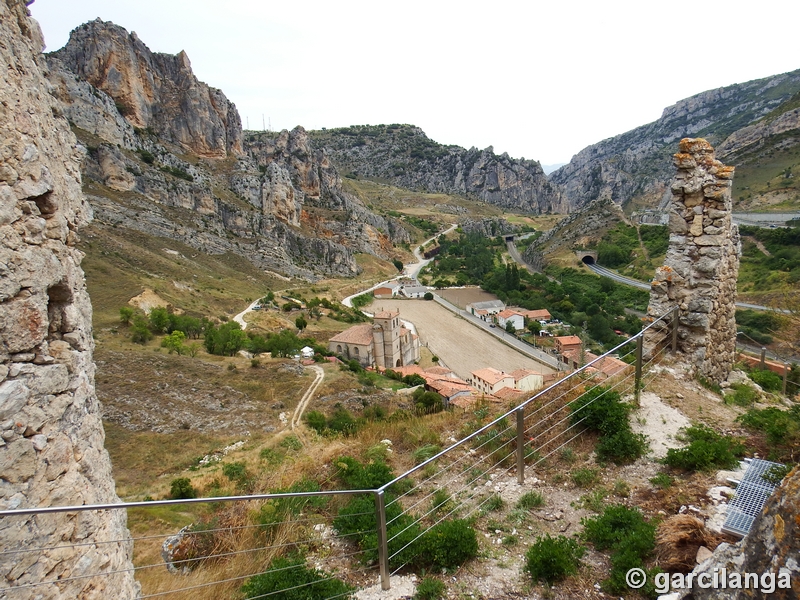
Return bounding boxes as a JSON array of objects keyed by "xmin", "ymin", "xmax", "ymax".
[
  {"xmin": 0, "ymin": 1, "xmax": 137, "ymax": 597},
  {"xmin": 44, "ymin": 20, "xmax": 407, "ymax": 280},
  {"xmin": 311, "ymin": 125, "xmax": 568, "ymax": 214},
  {"xmin": 51, "ymin": 18, "xmax": 242, "ymax": 159}
]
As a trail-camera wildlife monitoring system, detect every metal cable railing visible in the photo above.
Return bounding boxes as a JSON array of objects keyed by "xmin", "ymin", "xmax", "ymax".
[{"xmin": 0, "ymin": 307, "xmax": 680, "ymax": 597}]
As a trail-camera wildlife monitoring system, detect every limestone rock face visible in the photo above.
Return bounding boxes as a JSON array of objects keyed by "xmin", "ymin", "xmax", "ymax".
[
  {"xmin": 0, "ymin": 1, "xmax": 137, "ymax": 598},
  {"xmin": 52, "ymin": 18, "xmax": 243, "ymax": 158},
  {"xmin": 645, "ymin": 139, "xmax": 739, "ymax": 384},
  {"xmin": 311, "ymin": 125, "xmax": 567, "ymax": 214}
]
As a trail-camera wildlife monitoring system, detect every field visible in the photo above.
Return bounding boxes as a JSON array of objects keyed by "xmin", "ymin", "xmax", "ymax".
[
  {"xmin": 366, "ymin": 298, "xmax": 555, "ymax": 379},
  {"xmin": 437, "ymin": 287, "xmax": 499, "ymax": 309}
]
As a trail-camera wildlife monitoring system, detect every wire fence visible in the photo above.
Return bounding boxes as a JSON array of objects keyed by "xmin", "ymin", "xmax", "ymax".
[{"xmin": 0, "ymin": 309, "xmax": 679, "ymax": 598}]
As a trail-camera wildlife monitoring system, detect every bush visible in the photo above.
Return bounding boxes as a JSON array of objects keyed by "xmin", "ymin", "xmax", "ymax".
[
  {"xmin": 663, "ymin": 425, "xmax": 745, "ymax": 471},
  {"xmin": 570, "ymin": 385, "xmax": 647, "ymax": 464},
  {"xmin": 571, "ymin": 468, "xmax": 598, "ymax": 488},
  {"xmin": 737, "ymin": 405, "xmax": 800, "ymax": 462},
  {"xmin": 241, "ymin": 555, "xmax": 353, "ymax": 600},
  {"xmin": 524, "ymin": 534, "xmax": 585, "ymax": 584},
  {"xmin": 728, "ymin": 383, "xmax": 758, "ymax": 406},
  {"xmin": 423, "ymin": 292, "xmax": 434, "ymax": 301},
  {"xmin": 414, "ymin": 576, "xmax": 445, "ymax": 600},
  {"xmin": 516, "ymin": 491, "xmax": 545, "ymax": 509},
  {"xmin": 169, "ymin": 477, "xmax": 196, "ymax": 499},
  {"xmin": 418, "ymin": 519, "xmax": 479, "ymax": 570},
  {"xmin": 582, "ymin": 505, "xmax": 657, "ymax": 596},
  {"xmin": 749, "ymin": 368, "xmax": 783, "ymax": 392}
]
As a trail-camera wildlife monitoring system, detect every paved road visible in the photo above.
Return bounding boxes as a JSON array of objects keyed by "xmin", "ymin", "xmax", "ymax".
[
  {"xmin": 587, "ymin": 263, "xmax": 651, "ymax": 290},
  {"xmin": 342, "ymin": 223, "xmax": 457, "ymax": 308}
]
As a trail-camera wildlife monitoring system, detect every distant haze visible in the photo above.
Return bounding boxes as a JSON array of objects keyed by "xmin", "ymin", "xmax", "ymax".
[
  {"xmin": 541, "ymin": 163, "xmax": 567, "ymax": 175},
  {"xmin": 29, "ymin": 0, "xmax": 800, "ymax": 165}
]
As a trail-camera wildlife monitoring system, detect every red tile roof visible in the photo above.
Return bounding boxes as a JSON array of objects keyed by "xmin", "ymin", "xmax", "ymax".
[{"xmin": 471, "ymin": 367, "xmax": 513, "ymax": 386}]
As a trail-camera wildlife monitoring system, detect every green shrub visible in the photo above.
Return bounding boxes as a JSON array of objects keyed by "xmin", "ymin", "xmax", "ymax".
[
  {"xmin": 649, "ymin": 472, "xmax": 673, "ymax": 489},
  {"xmin": 570, "ymin": 386, "xmax": 630, "ymax": 434},
  {"xmin": 414, "ymin": 576, "xmax": 445, "ymax": 600},
  {"xmin": 663, "ymin": 425, "xmax": 745, "ymax": 471},
  {"xmin": 737, "ymin": 406, "xmax": 800, "ymax": 462},
  {"xmin": 334, "ymin": 455, "xmax": 394, "ymax": 490},
  {"xmin": 413, "ymin": 444, "xmax": 441, "ymax": 465},
  {"xmin": 749, "ymin": 368, "xmax": 783, "ymax": 392},
  {"xmin": 596, "ymin": 428, "xmax": 649, "ymax": 465},
  {"xmin": 582, "ymin": 505, "xmax": 657, "ymax": 596},
  {"xmin": 571, "ymin": 468, "xmax": 598, "ymax": 488},
  {"xmin": 418, "ymin": 519, "xmax": 478, "ymax": 570},
  {"xmin": 169, "ymin": 477, "xmax": 196, "ymax": 499},
  {"xmin": 482, "ymin": 494, "xmax": 505, "ymax": 512},
  {"xmin": 222, "ymin": 461, "xmax": 247, "ymax": 481},
  {"xmin": 524, "ymin": 534, "xmax": 585, "ymax": 584},
  {"xmin": 728, "ymin": 383, "xmax": 758, "ymax": 406},
  {"xmin": 241, "ymin": 555, "xmax": 353, "ymax": 600},
  {"xmin": 582, "ymin": 504, "xmax": 653, "ymax": 551},
  {"xmin": 304, "ymin": 410, "xmax": 327, "ymax": 434},
  {"xmin": 516, "ymin": 491, "xmax": 545, "ymax": 509}
]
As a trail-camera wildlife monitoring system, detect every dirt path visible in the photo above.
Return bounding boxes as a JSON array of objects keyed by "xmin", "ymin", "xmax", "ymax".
[{"xmin": 291, "ymin": 365, "xmax": 325, "ymax": 430}]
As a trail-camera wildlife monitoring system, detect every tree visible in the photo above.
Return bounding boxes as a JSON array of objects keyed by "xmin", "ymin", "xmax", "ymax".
[
  {"xmin": 148, "ymin": 307, "xmax": 170, "ymax": 333},
  {"xmin": 505, "ymin": 321, "xmax": 516, "ymax": 333},
  {"xmin": 162, "ymin": 330, "xmax": 186, "ymax": 355},
  {"xmin": 119, "ymin": 306, "xmax": 134, "ymax": 326},
  {"xmin": 423, "ymin": 292, "xmax": 434, "ymax": 301},
  {"xmin": 295, "ymin": 315, "xmax": 308, "ymax": 331},
  {"xmin": 392, "ymin": 258, "xmax": 404, "ymax": 272}
]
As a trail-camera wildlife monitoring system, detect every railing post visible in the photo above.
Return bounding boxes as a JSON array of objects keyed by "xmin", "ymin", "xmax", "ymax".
[
  {"xmin": 635, "ymin": 334, "xmax": 644, "ymax": 406},
  {"xmin": 671, "ymin": 306, "xmax": 679, "ymax": 353},
  {"xmin": 374, "ymin": 490, "xmax": 390, "ymax": 591},
  {"xmin": 784, "ymin": 364, "xmax": 789, "ymax": 396},
  {"xmin": 516, "ymin": 407, "xmax": 525, "ymax": 485},
  {"xmin": 760, "ymin": 348, "xmax": 766, "ymax": 370}
]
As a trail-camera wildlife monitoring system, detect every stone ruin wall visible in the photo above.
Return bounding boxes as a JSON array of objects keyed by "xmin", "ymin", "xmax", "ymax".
[
  {"xmin": 0, "ymin": 1, "xmax": 138, "ymax": 598},
  {"xmin": 645, "ymin": 138, "xmax": 740, "ymax": 385}
]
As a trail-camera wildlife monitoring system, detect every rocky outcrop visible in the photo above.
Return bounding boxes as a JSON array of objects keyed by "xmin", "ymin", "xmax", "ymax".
[
  {"xmin": 51, "ymin": 18, "xmax": 242, "ymax": 158},
  {"xmin": 552, "ymin": 70, "xmax": 800, "ymax": 211},
  {"xmin": 42, "ymin": 20, "xmax": 408, "ymax": 280},
  {"xmin": 0, "ymin": 1, "xmax": 137, "ymax": 598},
  {"xmin": 667, "ymin": 468, "xmax": 800, "ymax": 599},
  {"xmin": 645, "ymin": 139, "xmax": 739, "ymax": 385},
  {"xmin": 460, "ymin": 217, "xmax": 518, "ymax": 238},
  {"xmin": 311, "ymin": 125, "xmax": 567, "ymax": 214}
]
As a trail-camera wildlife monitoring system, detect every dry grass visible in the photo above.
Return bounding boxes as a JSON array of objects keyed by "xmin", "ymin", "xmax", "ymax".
[{"xmin": 655, "ymin": 514, "xmax": 730, "ymax": 573}]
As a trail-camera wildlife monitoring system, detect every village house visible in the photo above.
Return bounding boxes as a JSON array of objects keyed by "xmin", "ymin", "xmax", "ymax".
[
  {"xmin": 554, "ymin": 335, "xmax": 582, "ymax": 356},
  {"xmin": 465, "ymin": 299, "xmax": 505, "ymax": 321},
  {"xmin": 400, "ymin": 285, "xmax": 430, "ymax": 299},
  {"xmin": 373, "ymin": 282, "xmax": 400, "ymax": 299},
  {"xmin": 496, "ymin": 309, "xmax": 525, "ymax": 331},
  {"xmin": 523, "ymin": 308, "xmax": 552, "ymax": 323},
  {"xmin": 328, "ymin": 309, "xmax": 420, "ymax": 368},
  {"xmin": 469, "ymin": 367, "xmax": 516, "ymax": 395}
]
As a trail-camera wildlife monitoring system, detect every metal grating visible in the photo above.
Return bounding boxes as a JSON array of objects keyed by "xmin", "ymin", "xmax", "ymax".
[{"xmin": 722, "ymin": 458, "xmax": 784, "ymax": 538}]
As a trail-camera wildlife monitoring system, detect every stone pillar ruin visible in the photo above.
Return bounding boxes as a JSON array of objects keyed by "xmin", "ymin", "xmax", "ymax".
[
  {"xmin": 0, "ymin": 1, "xmax": 138, "ymax": 598},
  {"xmin": 645, "ymin": 138, "xmax": 740, "ymax": 384}
]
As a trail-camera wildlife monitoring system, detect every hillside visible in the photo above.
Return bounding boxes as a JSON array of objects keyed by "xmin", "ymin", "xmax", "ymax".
[
  {"xmin": 551, "ymin": 69, "xmax": 800, "ymax": 214},
  {"xmin": 310, "ymin": 124, "xmax": 568, "ymax": 214}
]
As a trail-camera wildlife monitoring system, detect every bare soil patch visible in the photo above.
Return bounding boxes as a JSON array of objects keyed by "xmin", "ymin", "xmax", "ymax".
[
  {"xmin": 438, "ymin": 287, "xmax": 500, "ymax": 310},
  {"xmin": 366, "ymin": 298, "xmax": 555, "ymax": 379}
]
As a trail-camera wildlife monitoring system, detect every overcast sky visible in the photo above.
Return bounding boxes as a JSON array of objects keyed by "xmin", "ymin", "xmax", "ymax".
[{"xmin": 30, "ymin": 0, "xmax": 800, "ymax": 166}]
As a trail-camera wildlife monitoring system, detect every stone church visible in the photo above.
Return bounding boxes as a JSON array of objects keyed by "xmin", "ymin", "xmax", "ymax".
[{"xmin": 328, "ymin": 310, "xmax": 420, "ymax": 368}]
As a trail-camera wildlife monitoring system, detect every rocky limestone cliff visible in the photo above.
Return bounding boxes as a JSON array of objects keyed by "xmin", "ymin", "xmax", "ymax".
[
  {"xmin": 0, "ymin": 1, "xmax": 137, "ymax": 598},
  {"xmin": 51, "ymin": 19, "xmax": 242, "ymax": 158},
  {"xmin": 552, "ymin": 70, "xmax": 800, "ymax": 212},
  {"xmin": 310, "ymin": 125, "xmax": 568, "ymax": 214},
  {"xmin": 43, "ymin": 20, "xmax": 408, "ymax": 280},
  {"xmin": 645, "ymin": 139, "xmax": 739, "ymax": 385}
]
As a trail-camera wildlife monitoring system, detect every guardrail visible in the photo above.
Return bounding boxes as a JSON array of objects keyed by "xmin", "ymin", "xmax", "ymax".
[{"xmin": 0, "ymin": 309, "xmax": 679, "ymax": 598}]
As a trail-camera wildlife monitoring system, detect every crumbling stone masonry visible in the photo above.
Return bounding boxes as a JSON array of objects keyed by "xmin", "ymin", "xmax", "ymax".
[
  {"xmin": 0, "ymin": 1, "xmax": 138, "ymax": 598},
  {"xmin": 645, "ymin": 138, "xmax": 740, "ymax": 385}
]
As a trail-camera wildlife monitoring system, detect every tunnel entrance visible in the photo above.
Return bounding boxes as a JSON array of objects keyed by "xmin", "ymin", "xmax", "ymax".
[{"xmin": 575, "ymin": 250, "xmax": 598, "ymax": 265}]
